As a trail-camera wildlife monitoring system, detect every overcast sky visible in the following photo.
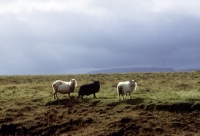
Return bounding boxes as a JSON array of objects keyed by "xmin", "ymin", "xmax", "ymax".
[{"xmin": 1, "ymin": 0, "xmax": 200, "ymax": 75}]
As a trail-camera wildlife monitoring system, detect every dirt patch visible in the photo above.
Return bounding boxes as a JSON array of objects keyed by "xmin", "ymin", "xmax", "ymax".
[
  {"xmin": 1, "ymin": 100, "xmax": 200, "ymax": 135},
  {"xmin": 147, "ymin": 102, "xmax": 200, "ymax": 112}
]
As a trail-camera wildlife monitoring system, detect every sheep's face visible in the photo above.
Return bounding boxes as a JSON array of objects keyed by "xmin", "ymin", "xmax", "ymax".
[
  {"xmin": 70, "ymin": 79, "xmax": 77, "ymax": 87},
  {"xmin": 129, "ymin": 80, "xmax": 136, "ymax": 86}
]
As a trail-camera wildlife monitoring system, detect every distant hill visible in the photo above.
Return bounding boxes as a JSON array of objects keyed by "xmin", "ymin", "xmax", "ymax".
[
  {"xmin": 87, "ymin": 67, "xmax": 176, "ymax": 74},
  {"xmin": 179, "ymin": 68, "xmax": 200, "ymax": 72}
]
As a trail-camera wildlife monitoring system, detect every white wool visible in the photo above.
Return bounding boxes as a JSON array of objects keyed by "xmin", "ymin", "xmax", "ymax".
[
  {"xmin": 52, "ymin": 79, "xmax": 77, "ymax": 99},
  {"xmin": 117, "ymin": 80, "xmax": 137, "ymax": 101}
]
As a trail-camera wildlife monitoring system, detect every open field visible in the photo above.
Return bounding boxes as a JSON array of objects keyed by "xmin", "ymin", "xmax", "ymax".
[{"xmin": 0, "ymin": 71, "xmax": 200, "ymax": 135}]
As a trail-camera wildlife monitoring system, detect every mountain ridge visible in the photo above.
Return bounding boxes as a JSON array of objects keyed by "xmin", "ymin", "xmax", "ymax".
[{"xmin": 87, "ymin": 67, "xmax": 176, "ymax": 74}]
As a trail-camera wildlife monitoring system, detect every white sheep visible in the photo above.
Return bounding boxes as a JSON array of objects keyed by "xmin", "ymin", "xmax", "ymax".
[
  {"xmin": 117, "ymin": 80, "xmax": 137, "ymax": 101},
  {"xmin": 52, "ymin": 79, "xmax": 77, "ymax": 99}
]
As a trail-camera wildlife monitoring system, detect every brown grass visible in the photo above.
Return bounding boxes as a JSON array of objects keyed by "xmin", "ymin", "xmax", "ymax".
[{"xmin": 0, "ymin": 71, "xmax": 200, "ymax": 135}]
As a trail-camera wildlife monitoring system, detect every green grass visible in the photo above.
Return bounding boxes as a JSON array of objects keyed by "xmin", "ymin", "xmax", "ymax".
[{"xmin": 0, "ymin": 71, "xmax": 200, "ymax": 105}]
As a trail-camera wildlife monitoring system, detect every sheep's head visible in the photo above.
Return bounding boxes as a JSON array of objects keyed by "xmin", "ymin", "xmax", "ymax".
[
  {"xmin": 70, "ymin": 79, "xmax": 77, "ymax": 87},
  {"xmin": 94, "ymin": 81, "xmax": 100, "ymax": 84},
  {"xmin": 129, "ymin": 80, "xmax": 137, "ymax": 91},
  {"xmin": 129, "ymin": 80, "xmax": 137, "ymax": 86}
]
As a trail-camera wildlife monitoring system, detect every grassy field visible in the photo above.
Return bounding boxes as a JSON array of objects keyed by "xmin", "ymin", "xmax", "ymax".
[{"xmin": 0, "ymin": 71, "xmax": 200, "ymax": 135}]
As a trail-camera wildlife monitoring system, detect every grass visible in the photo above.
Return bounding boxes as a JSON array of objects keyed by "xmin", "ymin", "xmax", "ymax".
[
  {"xmin": 0, "ymin": 71, "xmax": 200, "ymax": 105},
  {"xmin": 0, "ymin": 71, "xmax": 200, "ymax": 135}
]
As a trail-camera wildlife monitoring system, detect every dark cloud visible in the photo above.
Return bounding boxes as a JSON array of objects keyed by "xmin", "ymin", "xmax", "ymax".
[{"xmin": 0, "ymin": 1, "xmax": 200, "ymax": 75}]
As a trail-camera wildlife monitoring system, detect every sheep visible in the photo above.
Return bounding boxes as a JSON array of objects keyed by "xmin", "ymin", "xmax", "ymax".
[
  {"xmin": 117, "ymin": 80, "xmax": 137, "ymax": 101},
  {"xmin": 52, "ymin": 79, "xmax": 77, "ymax": 99},
  {"xmin": 78, "ymin": 81, "xmax": 100, "ymax": 99}
]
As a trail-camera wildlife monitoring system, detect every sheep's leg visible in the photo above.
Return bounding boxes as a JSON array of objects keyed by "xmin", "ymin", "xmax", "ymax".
[
  {"xmin": 122, "ymin": 94, "xmax": 125, "ymax": 100},
  {"xmin": 78, "ymin": 94, "xmax": 83, "ymax": 99},
  {"xmin": 54, "ymin": 93, "xmax": 58, "ymax": 99},
  {"xmin": 53, "ymin": 92, "xmax": 56, "ymax": 99},
  {"xmin": 118, "ymin": 94, "xmax": 121, "ymax": 101},
  {"xmin": 68, "ymin": 93, "xmax": 71, "ymax": 99},
  {"xmin": 53, "ymin": 87, "xmax": 56, "ymax": 99},
  {"xmin": 53, "ymin": 85, "xmax": 58, "ymax": 99},
  {"xmin": 56, "ymin": 93, "xmax": 59, "ymax": 99},
  {"xmin": 129, "ymin": 93, "xmax": 131, "ymax": 99},
  {"xmin": 124, "ymin": 93, "xmax": 126, "ymax": 100},
  {"xmin": 93, "ymin": 93, "xmax": 96, "ymax": 99}
]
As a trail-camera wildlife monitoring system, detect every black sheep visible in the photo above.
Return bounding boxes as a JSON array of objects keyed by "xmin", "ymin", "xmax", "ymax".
[{"xmin": 78, "ymin": 81, "xmax": 100, "ymax": 99}]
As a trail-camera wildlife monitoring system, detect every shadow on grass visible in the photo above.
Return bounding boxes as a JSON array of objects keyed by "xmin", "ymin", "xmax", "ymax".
[
  {"xmin": 126, "ymin": 97, "xmax": 144, "ymax": 105},
  {"xmin": 45, "ymin": 98, "xmax": 80, "ymax": 106},
  {"xmin": 45, "ymin": 97, "xmax": 95, "ymax": 106}
]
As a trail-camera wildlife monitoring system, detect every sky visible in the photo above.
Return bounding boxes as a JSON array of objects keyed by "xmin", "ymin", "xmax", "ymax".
[{"xmin": 1, "ymin": 0, "xmax": 200, "ymax": 75}]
